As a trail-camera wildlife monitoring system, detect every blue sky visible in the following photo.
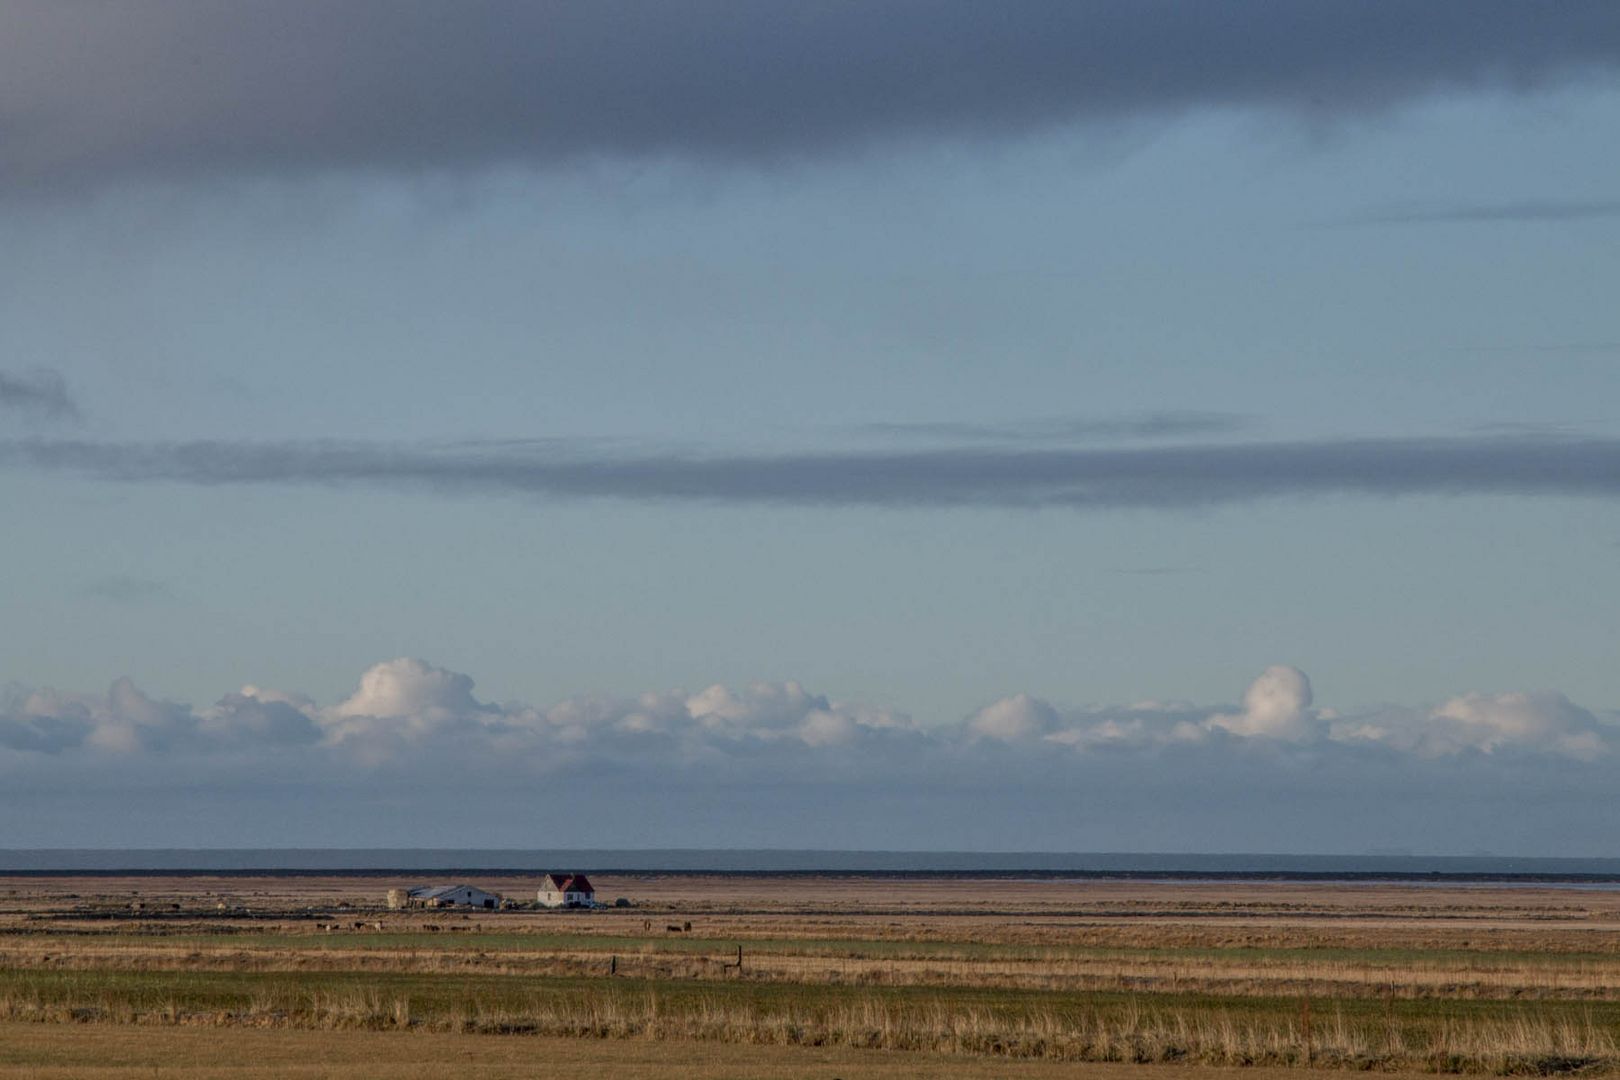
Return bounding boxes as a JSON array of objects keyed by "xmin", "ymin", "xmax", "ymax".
[{"xmin": 2, "ymin": 1, "xmax": 1619, "ymax": 851}]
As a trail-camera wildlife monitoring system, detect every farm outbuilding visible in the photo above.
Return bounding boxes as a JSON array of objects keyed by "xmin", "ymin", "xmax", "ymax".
[
  {"xmin": 539, "ymin": 873, "xmax": 596, "ymax": 908},
  {"xmin": 389, "ymin": 884, "xmax": 502, "ymax": 910}
]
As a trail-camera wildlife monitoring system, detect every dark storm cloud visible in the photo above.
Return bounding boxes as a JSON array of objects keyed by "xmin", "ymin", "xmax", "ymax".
[
  {"xmin": 0, "ymin": 369, "xmax": 77, "ymax": 420},
  {"xmin": 3, "ymin": 433, "xmax": 1619, "ymax": 510},
  {"xmin": 3, "ymin": 1, "xmax": 1618, "ymax": 190}
]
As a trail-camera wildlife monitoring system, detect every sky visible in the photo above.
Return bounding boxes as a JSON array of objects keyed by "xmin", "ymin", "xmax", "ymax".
[{"xmin": 2, "ymin": 1, "xmax": 1620, "ymax": 853}]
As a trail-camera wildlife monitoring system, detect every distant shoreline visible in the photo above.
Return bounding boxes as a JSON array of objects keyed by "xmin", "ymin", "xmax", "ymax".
[
  {"xmin": 5, "ymin": 849, "xmax": 1620, "ymax": 881},
  {"xmin": 3, "ymin": 868, "xmax": 1620, "ymax": 885}
]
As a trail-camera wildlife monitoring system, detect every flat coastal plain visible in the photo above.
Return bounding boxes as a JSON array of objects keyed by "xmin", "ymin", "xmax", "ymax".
[{"xmin": 3, "ymin": 874, "xmax": 1620, "ymax": 1078}]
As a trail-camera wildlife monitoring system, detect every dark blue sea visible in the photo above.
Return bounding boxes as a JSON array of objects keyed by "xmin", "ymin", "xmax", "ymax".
[{"xmin": 4, "ymin": 849, "xmax": 1620, "ymax": 881}]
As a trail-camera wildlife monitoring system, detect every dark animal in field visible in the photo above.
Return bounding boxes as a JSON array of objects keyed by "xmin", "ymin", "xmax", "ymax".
[{"xmin": 666, "ymin": 924, "xmax": 683, "ymax": 933}]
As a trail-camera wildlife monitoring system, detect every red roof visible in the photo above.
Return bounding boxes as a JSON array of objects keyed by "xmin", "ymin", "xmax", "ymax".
[{"xmin": 544, "ymin": 873, "xmax": 594, "ymax": 894}]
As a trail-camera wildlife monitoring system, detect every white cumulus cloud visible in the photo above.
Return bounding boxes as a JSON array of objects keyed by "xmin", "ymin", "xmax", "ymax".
[
  {"xmin": 1205, "ymin": 665, "xmax": 1321, "ymax": 742},
  {"xmin": 1335, "ymin": 690, "xmax": 1611, "ymax": 760},
  {"xmin": 968, "ymin": 693, "xmax": 1060, "ymax": 741},
  {"xmin": 3, "ymin": 661, "xmax": 1616, "ymax": 780}
]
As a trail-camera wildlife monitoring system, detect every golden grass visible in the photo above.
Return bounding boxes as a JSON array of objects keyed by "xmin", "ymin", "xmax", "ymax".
[
  {"xmin": 2, "ymin": 973, "xmax": 1619, "ymax": 1073},
  {"xmin": 0, "ymin": 1021, "xmax": 1447, "ymax": 1080},
  {"xmin": 8, "ymin": 930, "xmax": 1620, "ymax": 1001},
  {"xmin": 7, "ymin": 875, "xmax": 1620, "ymax": 1074},
  {"xmin": 0, "ymin": 947, "xmax": 1614, "ymax": 1001}
]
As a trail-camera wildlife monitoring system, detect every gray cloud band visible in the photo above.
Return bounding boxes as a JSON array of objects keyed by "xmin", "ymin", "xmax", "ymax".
[
  {"xmin": 0, "ymin": 369, "xmax": 78, "ymax": 420},
  {"xmin": 1342, "ymin": 200, "xmax": 1620, "ymax": 226},
  {"xmin": 2, "ymin": 434, "xmax": 1618, "ymax": 509},
  {"xmin": 3, "ymin": 1, "xmax": 1617, "ymax": 190}
]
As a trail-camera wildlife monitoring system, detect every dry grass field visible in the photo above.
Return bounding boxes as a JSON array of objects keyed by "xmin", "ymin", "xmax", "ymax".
[
  {"xmin": 0, "ymin": 1023, "xmax": 1459, "ymax": 1080},
  {"xmin": 4, "ymin": 874, "xmax": 1620, "ymax": 1077}
]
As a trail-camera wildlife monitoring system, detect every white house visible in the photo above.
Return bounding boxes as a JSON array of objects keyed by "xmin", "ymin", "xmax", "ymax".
[
  {"xmin": 399, "ymin": 884, "xmax": 503, "ymax": 909},
  {"xmin": 538, "ymin": 873, "xmax": 596, "ymax": 908}
]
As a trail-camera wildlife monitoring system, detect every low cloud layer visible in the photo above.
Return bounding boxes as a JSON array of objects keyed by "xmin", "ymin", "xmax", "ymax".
[
  {"xmin": 968, "ymin": 665, "xmax": 1614, "ymax": 762},
  {"xmin": 3, "ymin": 2, "xmax": 1617, "ymax": 191},
  {"xmin": 4, "ymin": 658, "xmax": 1611, "ymax": 768},
  {"xmin": 4, "ymin": 433, "xmax": 1620, "ymax": 510},
  {"xmin": 6, "ymin": 659, "xmax": 1615, "ymax": 851}
]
